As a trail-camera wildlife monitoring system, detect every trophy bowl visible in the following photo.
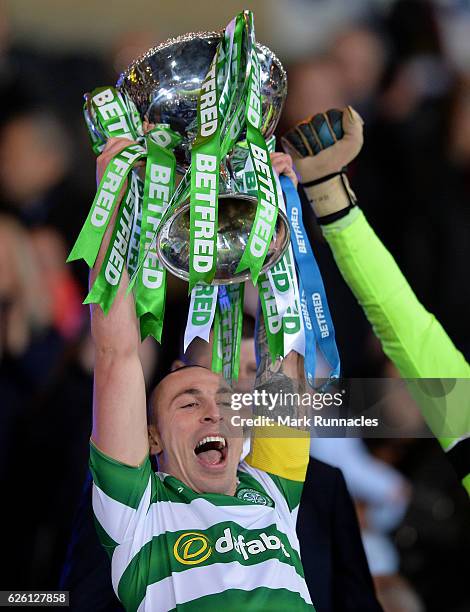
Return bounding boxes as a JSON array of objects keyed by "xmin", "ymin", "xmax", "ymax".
[
  {"xmin": 117, "ymin": 31, "xmax": 287, "ymax": 169},
  {"xmin": 115, "ymin": 30, "xmax": 290, "ymax": 284},
  {"xmin": 157, "ymin": 194, "xmax": 290, "ymax": 284}
]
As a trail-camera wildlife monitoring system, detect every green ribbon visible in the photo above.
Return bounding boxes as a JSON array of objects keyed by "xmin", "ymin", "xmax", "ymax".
[
  {"xmin": 69, "ymin": 86, "xmax": 145, "ymax": 269},
  {"xmin": 219, "ymin": 14, "xmax": 248, "ymax": 159},
  {"xmin": 188, "ymin": 11, "xmax": 252, "ymax": 290},
  {"xmin": 213, "ymin": 284, "xmax": 245, "ymax": 384},
  {"xmin": 258, "ymin": 273, "xmax": 284, "ymax": 363},
  {"xmin": 280, "ymin": 248, "xmax": 303, "ymax": 341},
  {"xmin": 212, "ymin": 308, "xmax": 223, "ymax": 373},
  {"xmin": 218, "ymin": 287, "xmax": 233, "ymax": 381},
  {"xmin": 240, "ymin": 135, "xmax": 283, "ymax": 365},
  {"xmin": 70, "ymin": 86, "xmax": 145, "ymax": 317},
  {"xmin": 235, "ymin": 13, "xmax": 279, "ymax": 284},
  {"xmin": 189, "ymin": 49, "xmax": 222, "ymax": 289},
  {"xmin": 135, "ymin": 128, "xmax": 181, "ymax": 341},
  {"xmin": 126, "ymin": 175, "xmax": 144, "ymax": 278},
  {"xmin": 71, "ymin": 85, "xmax": 184, "ymax": 337},
  {"xmin": 84, "ymin": 175, "xmax": 138, "ymax": 314},
  {"xmin": 229, "ymin": 283, "xmax": 244, "ymax": 381},
  {"xmin": 89, "ymin": 86, "xmax": 141, "ymax": 141},
  {"xmin": 70, "ymin": 12, "xmax": 282, "ymax": 363},
  {"xmin": 68, "ymin": 142, "xmax": 145, "ymax": 268}
]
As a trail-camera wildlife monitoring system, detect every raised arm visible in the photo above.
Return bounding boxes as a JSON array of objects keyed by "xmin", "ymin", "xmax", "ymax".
[
  {"xmin": 282, "ymin": 109, "xmax": 470, "ymax": 494},
  {"xmin": 282, "ymin": 109, "xmax": 470, "ymax": 380},
  {"xmin": 90, "ymin": 138, "xmax": 148, "ymax": 466}
]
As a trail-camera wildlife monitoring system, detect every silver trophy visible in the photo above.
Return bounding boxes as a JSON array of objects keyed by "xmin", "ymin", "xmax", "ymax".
[{"xmin": 94, "ymin": 31, "xmax": 290, "ymax": 284}]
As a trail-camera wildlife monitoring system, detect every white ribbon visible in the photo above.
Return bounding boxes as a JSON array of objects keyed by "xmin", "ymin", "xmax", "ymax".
[{"xmin": 184, "ymin": 284, "xmax": 219, "ymax": 352}]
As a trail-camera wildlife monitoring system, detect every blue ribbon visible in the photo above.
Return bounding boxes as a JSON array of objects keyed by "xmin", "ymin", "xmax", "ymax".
[
  {"xmin": 298, "ymin": 277, "xmax": 317, "ymax": 388},
  {"xmin": 280, "ymin": 175, "xmax": 341, "ymax": 384}
]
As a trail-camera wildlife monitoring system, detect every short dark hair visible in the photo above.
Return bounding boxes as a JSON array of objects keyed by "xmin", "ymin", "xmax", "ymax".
[{"xmin": 147, "ymin": 364, "xmax": 211, "ymax": 426}]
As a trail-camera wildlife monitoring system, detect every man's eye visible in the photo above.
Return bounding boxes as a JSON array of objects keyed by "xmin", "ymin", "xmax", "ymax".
[{"xmin": 182, "ymin": 402, "xmax": 198, "ymax": 409}]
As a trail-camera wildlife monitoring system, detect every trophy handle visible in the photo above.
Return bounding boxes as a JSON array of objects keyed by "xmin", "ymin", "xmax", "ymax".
[{"xmin": 83, "ymin": 92, "xmax": 107, "ymax": 144}]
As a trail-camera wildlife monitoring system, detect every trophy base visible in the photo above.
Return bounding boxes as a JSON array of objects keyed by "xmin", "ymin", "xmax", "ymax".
[{"xmin": 156, "ymin": 194, "xmax": 290, "ymax": 284}]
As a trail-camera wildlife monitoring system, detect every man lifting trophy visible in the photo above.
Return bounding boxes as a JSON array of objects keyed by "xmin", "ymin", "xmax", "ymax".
[{"xmin": 67, "ymin": 10, "xmax": 342, "ymax": 611}]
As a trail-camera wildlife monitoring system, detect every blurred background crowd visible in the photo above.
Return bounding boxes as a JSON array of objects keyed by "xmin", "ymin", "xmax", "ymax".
[{"xmin": 1, "ymin": 0, "xmax": 469, "ymax": 610}]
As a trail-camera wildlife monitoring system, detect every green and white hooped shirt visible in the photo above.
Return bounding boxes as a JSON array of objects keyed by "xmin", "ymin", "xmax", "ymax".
[{"xmin": 90, "ymin": 434, "xmax": 314, "ymax": 612}]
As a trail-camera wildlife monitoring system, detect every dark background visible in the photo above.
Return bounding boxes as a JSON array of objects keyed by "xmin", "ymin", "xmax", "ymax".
[{"xmin": 1, "ymin": 1, "xmax": 469, "ymax": 610}]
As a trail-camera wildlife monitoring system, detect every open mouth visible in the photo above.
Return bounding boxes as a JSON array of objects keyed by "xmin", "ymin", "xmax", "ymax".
[{"xmin": 194, "ymin": 435, "xmax": 228, "ymax": 469}]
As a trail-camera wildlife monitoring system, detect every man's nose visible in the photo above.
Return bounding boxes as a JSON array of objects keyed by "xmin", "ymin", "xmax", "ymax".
[{"xmin": 200, "ymin": 399, "xmax": 223, "ymax": 423}]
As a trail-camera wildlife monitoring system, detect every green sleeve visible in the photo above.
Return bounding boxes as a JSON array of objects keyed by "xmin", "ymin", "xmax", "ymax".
[
  {"xmin": 89, "ymin": 442, "xmax": 156, "ymax": 551},
  {"xmin": 89, "ymin": 441, "xmax": 153, "ymax": 510},
  {"xmin": 322, "ymin": 208, "xmax": 470, "ymax": 494}
]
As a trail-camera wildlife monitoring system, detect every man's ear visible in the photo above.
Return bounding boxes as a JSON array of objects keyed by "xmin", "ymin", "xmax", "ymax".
[
  {"xmin": 148, "ymin": 424, "xmax": 163, "ymax": 456},
  {"xmin": 171, "ymin": 359, "xmax": 186, "ymax": 371}
]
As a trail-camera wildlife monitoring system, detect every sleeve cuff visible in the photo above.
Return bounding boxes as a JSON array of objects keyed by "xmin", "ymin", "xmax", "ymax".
[{"xmin": 320, "ymin": 205, "xmax": 362, "ymax": 235}]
